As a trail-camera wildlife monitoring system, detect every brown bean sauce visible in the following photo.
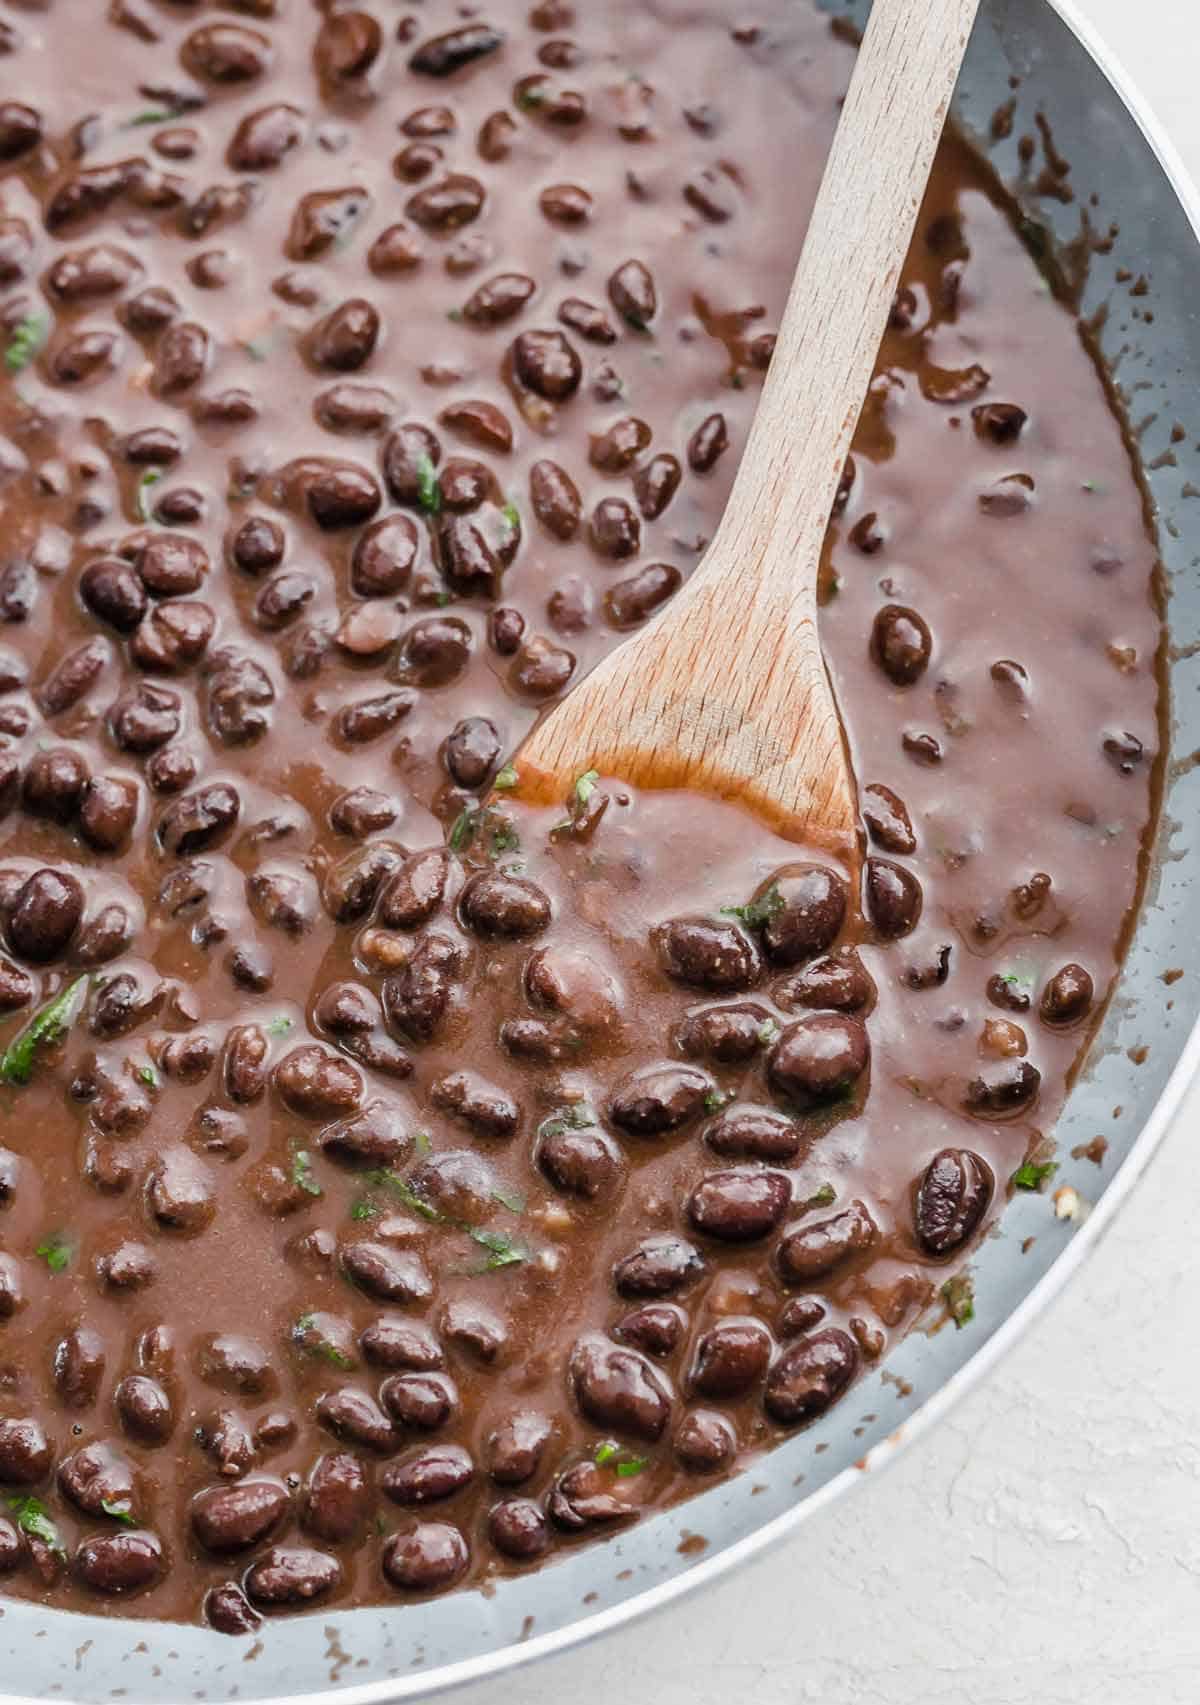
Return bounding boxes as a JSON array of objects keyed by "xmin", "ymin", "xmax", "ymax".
[{"xmin": 0, "ymin": 0, "xmax": 1160, "ymax": 1627}]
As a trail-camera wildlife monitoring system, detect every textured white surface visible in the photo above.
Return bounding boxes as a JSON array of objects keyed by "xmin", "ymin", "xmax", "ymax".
[{"xmin": 437, "ymin": 3, "xmax": 1200, "ymax": 1701}]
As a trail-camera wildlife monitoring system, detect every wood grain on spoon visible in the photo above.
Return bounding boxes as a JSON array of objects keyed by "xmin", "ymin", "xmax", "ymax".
[{"xmin": 509, "ymin": 0, "xmax": 981, "ymax": 860}]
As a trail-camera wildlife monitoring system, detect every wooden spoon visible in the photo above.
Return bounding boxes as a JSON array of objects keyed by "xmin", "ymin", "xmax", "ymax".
[{"xmin": 508, "ymin": 0, "xmax": 981, "ymax": 861}]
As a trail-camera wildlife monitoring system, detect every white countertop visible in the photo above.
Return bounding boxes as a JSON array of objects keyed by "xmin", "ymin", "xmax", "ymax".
[{"xmin": 441, "ymin": 4, "xmax": 1200, "ymax": 1701}]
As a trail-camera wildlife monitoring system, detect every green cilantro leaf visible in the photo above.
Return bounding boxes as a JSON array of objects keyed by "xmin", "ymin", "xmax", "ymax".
[
  {"xmin": 494, "ymin": 763, "xmax": 519, "ymax": 791},
  {"xmin": 942, "ymin": 1273, "xmax": 975, "ymax": 1330},
  {"xmin": 413, "ymin": 1130, "xmax": 432, "ymax": 1156},
  {"xmin": 594, "ymin": 1440, "xmax": 648, "ymax": 1475},
  {"xmin": 416, "ymin": 452, "xmax": 441, "ymax": 514},
  {"xmin": 362, "ymin": 1169, "xmax": 444, "ymax": 1222},
  {"xmin": 4, "ymin": 313, "xmax": 48, "ymax": 374},
  {"xmin": 491, "ymin": 1184, "xmax": 525, "ymax": 1214},
  {"xmin": 1, "ymin": 975, "xmax": 88, "ymax": 1086},
  {"xmin": 594, "ymin": 1441, "xmax": 619, "ymax": 1466},
  {"xmin": 123, "ymin": 108, "xmax": 173, "ymax": 128},
  {"xmin": 6, "ymin": 1495, "xmax": 64, "ymax": 1556},
  {"xmin": 616, "ymin": 1456, "xmax": 648, "ymax": 1477},
  {"xmin": 35, "ymin": 1234, "xmax": 73, "ymax": 1275},
  {"xmin": 266, "ymin": 1014, "xmax": 293, "ymax": 1038},
  {"xmin": 1012, "ymin": 1160, "xmax": 1058, "ymax": 1191},
  {"xmin": 350, "ymin": 1198, "xmax": 380, "ymax": 1222},
  {"xmin": 703, "ymin": 1088, "xmax": 730, "ymax": 1114},
  {"xmin": 756, "ymin": 1016, "xmax": 780, "ymax": 1047},
  {"xmin": 136, "ymin": 467, "xmax": 163, "ymax": 522},
  {"xmin": 501, "ymin": 499, "xmax": 520, "ymax": 537},
  {"xmin": 574, "ymin": 769, "xmax": 599, "ymax": 808},
  {"xmin": 720, "ymin": 883, "xmax": 785, "ymax": 929},
  {"xmin": 805, "ymin": 1182, "xmax": 837, "ymax": 1210},
  {"xmin": 137, "ymin": 1064, "xmax": 158, "ymax": 1088},
  {"xmin": 291, "ymin": 1313, "xmax": 355, "ymax": 1369},
  {"xmin": 291, "ymin": 1147, "xmax": 322, "ymax": 1198},
  {"xmin": 101, "ymin": 1499, "xmax": 137, "ymax": 1526},
  {"xmin": 468, "ymin": 1228, "xmax": 526, "ymax": 1269},
  {"xmin": 537, "ymin": 1103, "xmax": 596, "ymax": 1141}
]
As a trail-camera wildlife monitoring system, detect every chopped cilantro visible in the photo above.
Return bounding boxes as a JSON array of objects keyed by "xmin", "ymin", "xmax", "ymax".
[
  {"xmin": 449, "ymin": 806, "xmax": 478, "ymax": 853},
  {"xmin": 291, "ymin": 1147, "xmax": 322, "ymax": 1199},
  {"xmin": 413, "ymin": 1130, "xmax": 432, "ymax": 1156},
  {"xmin": 720, "ymin": 883, "xmax": 785, "ymax": 929},
  {"xmin": 123, "ymin": 108, "xmax": 173, "ymax": 128},
  {"xmin": 573, "ymin": 769, "xmax": 600, "ymax": 809},
  {"xmin": 468, "ymin": 1228, "xmax": 526, "ymax": 1269},
  {"xmin": 501, "ymin": 499, "xmax": 520, "ymax": 538},
  {"xmin": 434, "ymin": 589, "xmax": 452, "ymax": 607},
  {"xmin": 494, "ymin": 763, "xmax": 519, "ymax": 791},
  {"xmin": 805, "ymin": 1182, "xmax": 837, "ymax": 1209},
  {"xmin": 942, "ymin": 1272, "xmax": 975, "ymax": 1330},
  {"xmin": 756, "ymin": 1016, "xmax": 780, "ymax": 1047},
  {"xmin": 0, "ymin": 974, "xmax": 88, "ymax": 1086},
  {"xmin": 516, "ymin": 87, "xmax": 546, "ymax": 111},
  {"xmin": 137, "ymin": 1064, "xmax": 158, "ymax": 1088},
  {"xmin": 446, "ymin": 307, "xmax": 464, "ymax": 322},
  {"xmin": 240, "ymin": 337, "xmax": 271, "ymax": 362},
  {"xmin": 292, "ymin": 1313, "xmax": 354, "ymax": 1369},
  {"xmin": 136, "ymin": 467, "xmax": 163, "ymax": 522},
  {"xmin": 350, "ymin": 1198, "xmax": 379, "ymax": 1222},
  {"xmin": 595, "ymin": 1439, "xmax": 648, "ymax": 1475},
  {"xmin": 362, "ymin": 1169, "xmax": 443, "ymax": 1222},
  {"xmin": 416, "ymin": 452, "xmax": 441, "ymax": 514},
  {"xmin": 489, "ymin": 819, "xmax": 521, "ymax": 857},
  {"xmin": 35, "ymin": 1234, "xmax": 73, "ymax": 1275},
  {"xmin": 702, "ymin": 1088, "xmax": 730, "ymax": 1114},
  {"xmin": 4, "ymin": 312, "xmax": 47, "ymax": 374},
  {"xmin": 1012, "ymin": 1159, "xmax": 1058, "ymax": 1191},
  {"xmin": 1082, "ymin": 478, "xmax": 1106, "ymax": 495},
  {"xmin": 449, "ymin": 804, "xmax": 520, "ymax": 860},
  {"xmin": 537, "ymin": 1103, "xmax": 596, "ymax": 1140},
  {"xmin": 491, "ymin": 1184, "xmax": 526, "ymax": 1214},
  {"xmin": 101, "ymin": 1499, "xmax": 137, "ymax": 1526},
  {"xmin": 6, "ymin": 1495, "xmax": 64, "ymax": 1555},
  {"xmin": 266, "ymin": 1014, "xmax": 293, "ymax": 1038}
]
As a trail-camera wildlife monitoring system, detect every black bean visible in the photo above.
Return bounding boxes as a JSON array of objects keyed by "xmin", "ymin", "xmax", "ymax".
[
  {"xmin": 59, "ymin": 1441, "xmax": 137, "ymax": 1519},
  {"xmin": 972, "ymin": 402, "xmax": 1027, "ymax": 445},
  {"xmin": 548, "ymin": 1460, "xmax": 636, "ymax": 1530},
  {"xmin": 608, "ymin": 1062, "xmax": 712, "ymax": 1136},
  {"xmin": 704, "ymin": 1106, "xmax": 803, "ymax": 1163},
  {"xmin": 309, "ymin": 298, "xmax": 380, "ymax": 372},
  {"xmin": 377, "ymin": 849, "xmax": 451, "ymax": 931},
  {"xmin": 862, "ymin": 783, "xmax": 916, "ymax": 854},
  {"xmin": 361, "ymin": 1320, "xmax": 444, "ymax": 1373},
  {"xmin": 608, "ymin": 259, "xmax": 656, "ymax": 328},
  {"xmin": 303, "ymin": 1452, "xmax": 369, "ymax": 1543},
  {"xmin": 382, "ymin": 1444, "xmax": 473, "ymax": 1506},
  {"xmin": 763, "ymin": 1328, "xmax": 858, "ymax": 1425},
  {"xmin": 75, "ymin": 1530, "xmax": 164, "ymax": 1595},
  {"xmin": 569, "ymin": 1333, "xmax": 672, "ymax": 1441},
  {"xmin": 654, "ymin": 916, "xmax": 761, "ymax": 992},
  {"xmin": 963, "ymin": 1057, "xmax": 1041, "ymax": 1117},
  {"xmin": 228, "ymin": 102, "xmax": 303, "ymax": 170},
  {"xmin": 382, "ymin": 931, "xmax": 464, "ymax": 1042},
  {"xmin": 633, "ymin": 453, "xmax": 682, "ymax": 520},
  {"xmin": 0, "ymin": 102, "xmax": 42, "ymax": 160},
  {"xmin": 613, "ymin": 1235, "xmax": 704, "ymax": 1298},
  {"xmin": 0, "ymin": 1516, "xmax": 23, "ymax": 1574},
  {"xmin": 1040, "ymin": 963, "xmax": 1094, "ymax": 1027},
  {"xmin": 915, "ymin": 1148, "xmax": 993, "ymax": 1257},
  {"xmin": 182, "ymin": 22, "xmax": 271, "ymax": 82},
  {"xmin": 115, "ymin": 1374, "xmax": 174, "ymax": 1445},
  {"xmin": 687, "ymin": 412, "xmax": 728, "ymax": 473},
  {"xmin": 341, "ymin": 1241, "xmax": 431, "ymax": 1305},
  {"xmin": 777, "ymin": 1201, "xmax": 878, "ymax": 1283},
  {"xmin": 158, "ymin": 782, "xmax": 240, "ymax": 855},
  {"xmin": 511, "ymin": 330, "xmax": 581, "ymax": 401},
  {"xmin": 865, "ymin": 857, "xmax": 923, "ymax": 939},
  {"xmin": 529, "ymin": 459, "xmax": 582, "ymax": 540},
  {"xmin": 54, "ymin": 1327, "xmax": 106, "ymax": 1410},
  {"xmin": 205, "ymin": 1581, "xmax": 262, "ymax": 1636},
  {"xmin": 674, "ymin": 1409, "xmax": 736, "ymax": 1474},
  {"xmin": 245, "ymin": 1546, "xmax": 341, "ymax": 1607},
  {"xmin": 756, "ymin": 864, "xmax": 847, "ymax": 966},
  {"xmin": 613, "ymin": 1304, "xmax": 685, "ymax": 1358},
  {"xmin": 677, "ymin": 1001, "xmax": 773, "ymax": 1066},
  {"xmin": 81, "ymin": 557, "xmax": 148, "ymax": 632},
  {"xmin": 38, "ymin": 636, "xmax": 110, "ymax": 717},
  {"xmin": 379, "ymin": 1372, "xmax": 458, "ymax": 1433},
  {"xmin": 8, "ymin": 868, "xmax": 84, "ymax": 962},
  {"xmin": 146, "ymin": 1147, "xmax": 215, "ymax": 1233},
  {"xmin": 688, "ymin": 1169, "xmax": 791, "ymax": 1242},
  {"xmin": 22, "ymin": 748, "xmax": 89, "ymax": 824},
  {"xmin": 315, "ymin": 1388, "xmax": 399, "ymax": 1455},
  {"xmin": 0, "ymin": 1417, "xmax": 52, "ymax": 1484},
  {"xmin": 509, "ymin": 634, "xmax": 575, "ymax": 699},
  {"xmin": 537, "ymin": 1124, "xmax": 621, "ymax": 1199},
  {"xmin": 80, "ymin": 775, "xmax": 139, "ymax": 852},
  {"xmin": 691, "ymin": 1319, "xmax": 771, "ymax": 1398},
  {"xmin": 192, "ymin": 1480, "xmax": 288, "ymax": 1554},
  {"xmin": 460, "ymin": 871, "xmax": 550, "ymax": 938},
  {"xmin": 871, "ymin": 604, "xmax": 932, "ymax": 686},
  {"xmin": 606, "ymin": 562, "xmax": 681, "ymax": 629},
  {"xmin": 463, "ymin": 272, "xmax": 536, "ymax": 325},
  {"xmin": 382, "ymin": 1521, "xmax": 469, "ymax": 1593},
  {"xmin": 488, "ymin": 1497, "xmax": 549, "ymax": 1560},
  {"xmin": 407, "ymin": 173, "xmax": 486, "ymax": 232},
  {"xmin": 315, "ymin": 7, "xmax": 383, "ymax": 81},
  {"xmin": 130, "ymin": 599, "xmax": 215, "ymax": 672}
]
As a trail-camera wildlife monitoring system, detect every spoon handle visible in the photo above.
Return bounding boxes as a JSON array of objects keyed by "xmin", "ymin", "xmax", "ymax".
[{"xmin": 708, "ymin": 0, "xmax": 983, "ymax": 620}]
